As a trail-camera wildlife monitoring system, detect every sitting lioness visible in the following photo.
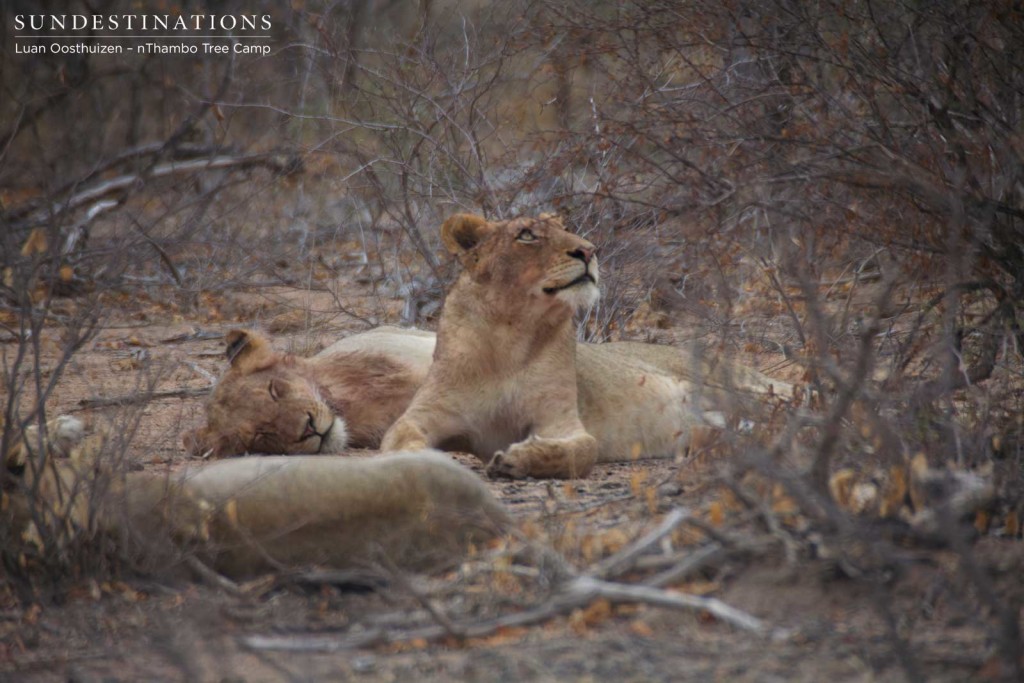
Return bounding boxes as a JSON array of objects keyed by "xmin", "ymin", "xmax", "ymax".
[
  {"xmin": 381, "ymin": 213, "xmax": 601, "ymax": 478},
  {"xmin": 379, "ymin": 213, "xmax": 787, "ymax": 479}
]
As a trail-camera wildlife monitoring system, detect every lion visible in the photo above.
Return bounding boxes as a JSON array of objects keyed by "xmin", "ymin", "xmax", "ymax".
[
  {"xmin": 2, "ymin": 414, "xmax": 96, "ymax": 544},
  {"xmin": 183, "ymin": 326, "xmax": 435, "ymax": 458},
  {"xmin": 186, "ymin": 325, "xmax": 786, "ymax": 462},
  {"xmin": 380, "ymin": 213, "xmax": 790, "ymax": 479},
  {"xmin": 185, "ymin": 217, "xmax": 791, "ymax": 478},
  {"xmin": 379, "ymin": 212, "xmax": 602, "ymax": 480},
  {"xmin": 4, "ymin": 415, "xmax": 508, "ymax": 578}
]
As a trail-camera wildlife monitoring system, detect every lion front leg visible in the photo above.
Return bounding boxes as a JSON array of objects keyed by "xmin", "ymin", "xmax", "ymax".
[
  {"xmin": 381, "ymin": 395, "xmax": 469, "ymax": 455},
  {"xmin": 380, "ymin": 416, "xmax": 432, "ymax": 452},
  {"xmin": 486, "ymin": 431, "xmax": 598, "ymax": 480}
]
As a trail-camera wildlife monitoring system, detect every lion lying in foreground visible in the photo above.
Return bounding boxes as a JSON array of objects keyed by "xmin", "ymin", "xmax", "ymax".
[
  {"xmin": 186, "ymin": 215, "xmax": 790, "ymax": 479},
  {"xmin": 4, "ymin": 416, "xmax": 507, "ymax": 578}
]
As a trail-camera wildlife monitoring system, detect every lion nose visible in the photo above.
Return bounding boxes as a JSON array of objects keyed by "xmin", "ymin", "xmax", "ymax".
[
  {"xmin": 569, "ymin": 245, "xmax": 596, "ymax": 264},
  {"xmin": 302, "ymin": 413, "xmax": 318, "ymax": 440}
]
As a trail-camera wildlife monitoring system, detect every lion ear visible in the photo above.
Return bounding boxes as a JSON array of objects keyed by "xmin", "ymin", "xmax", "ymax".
[
  {"xmin": 224, "ymin": 329, "xmax": 276, "ymax": 374},
  {"xmin": 441, "ymin": 213, "xmax": 494, "ymax": 260}
]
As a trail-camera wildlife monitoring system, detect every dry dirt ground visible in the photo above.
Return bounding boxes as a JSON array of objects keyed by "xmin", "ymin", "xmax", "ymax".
[{"xmin": 2, "ymin": 285, "xmax": 1022, "ymax": 683}]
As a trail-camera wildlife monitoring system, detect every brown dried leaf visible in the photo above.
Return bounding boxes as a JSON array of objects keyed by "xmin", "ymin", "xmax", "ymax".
[
  {"xmin": 630, "ymin": 470, "xmax": 649, "ymax": 496},
  {"xmin": 629, "ymin": 619, "xmax": 655, "ymax": 637},
  {"xmin": 20, "ymin": 228, "xmax": 47, "ymax": 256},
  {"xmin": 706, "ymin": 500, "xmax": 725, "ymax": 527},
  {"xmin": 1005, "ymin": 510, "xmax": 1020, "ymax": 537},
  {"xmin": 569, "ymin": 598, "xmax": 612, "ymax": 634}
]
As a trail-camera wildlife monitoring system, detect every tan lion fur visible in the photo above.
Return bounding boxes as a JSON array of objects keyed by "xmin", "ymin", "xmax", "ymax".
[
  {"xmin": 184, "ymin": 327, "xmax": 435, "ymax": 458},
  {"xmin": 379, "ymin": 213, "xmax": 785, "ymax": 479},
  {"xmin": 188, "ymin": 327, "xmax": 789, "ymax": 465},
  {"xmin": 5, "ymin": 416, "xmax": 508, "ymax": 579},
  {"xmin": 187, "ymin": 217, "xmax": 791, "ymax": 479}
]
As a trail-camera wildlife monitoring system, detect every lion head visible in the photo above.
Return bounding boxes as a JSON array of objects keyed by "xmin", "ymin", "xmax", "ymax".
[
  {"xmin": 184, "ymin": 330, "xmax": 348, "ymax": 458},
  {"xmin": 441, "ymin": 213, "xmax": 600, "ymax": 314}
]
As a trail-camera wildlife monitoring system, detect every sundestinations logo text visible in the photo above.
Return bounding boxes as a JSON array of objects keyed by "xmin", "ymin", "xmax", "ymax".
[
  {"xmin": 14, "ymin": 14, "xmax": 272, "ymax": 32},
  {"xmin": 12, "ymin": 14, "xmax": 273, "ymax": 56}
]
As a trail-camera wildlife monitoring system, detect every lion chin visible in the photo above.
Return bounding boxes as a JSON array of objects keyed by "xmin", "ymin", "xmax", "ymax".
[
  {"xmin": 317, "ymin": 417, "xmax": 350, "ymax": 454},
  {"xmin": 551, "ymin": 278, "xmax": 600, "ymax": 310}
]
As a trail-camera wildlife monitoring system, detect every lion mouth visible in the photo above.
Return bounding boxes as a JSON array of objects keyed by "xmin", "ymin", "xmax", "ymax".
[
  {"xmin": 299, "ymin": 413, "xmax": 335, "ymax": 453},
  {"xmin": 313, "ymin": 421, "xmax": 335, "ymax": 453},
  {"xmin": 543, "ymin": 271, "xmax": 596, "ymax": 295}
]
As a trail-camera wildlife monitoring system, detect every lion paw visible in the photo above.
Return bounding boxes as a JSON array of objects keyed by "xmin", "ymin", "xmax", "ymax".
[
  {"xmin": 486, "ymin": 450, "xmax": 530, "ymax": 480},
  {"xmin": 380, "ymin": 420, "xmax": 430, "ymax": 453}
]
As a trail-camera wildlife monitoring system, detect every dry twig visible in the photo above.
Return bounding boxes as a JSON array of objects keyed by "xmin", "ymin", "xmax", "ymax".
[
  {"xmin": 589, "ymin": 506, "xmax": 691, "ymax": 579},
  {"xmin": 75, "ymin": 387, "xmax": 209, "ymax": 410}
]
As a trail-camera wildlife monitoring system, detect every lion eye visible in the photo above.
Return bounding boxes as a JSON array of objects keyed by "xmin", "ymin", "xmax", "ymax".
[
  {"xmin": 268, "ymin": 381, "xmax": 281, "ymax": 401},
  {"xmin": 516, "ymin": 228, "xmax": 538, "ymax": 243}
]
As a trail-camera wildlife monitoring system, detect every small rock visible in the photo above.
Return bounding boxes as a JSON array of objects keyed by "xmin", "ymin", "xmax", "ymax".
[
  {"xmin": 353, "ymin": 655, "xmax": 377, "ymax": 674},
  {"xmin": 657, "ymin": 482, "xmax": 683, "ymax": 497}
]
